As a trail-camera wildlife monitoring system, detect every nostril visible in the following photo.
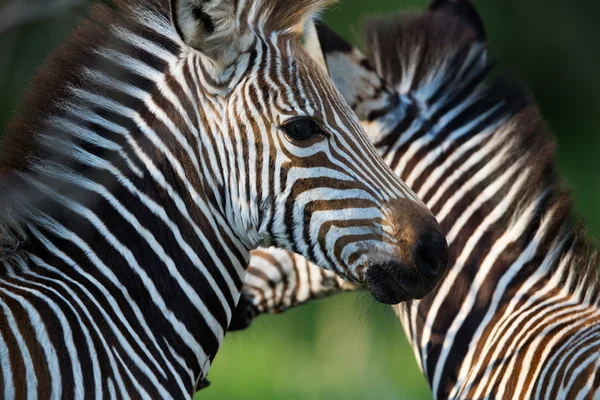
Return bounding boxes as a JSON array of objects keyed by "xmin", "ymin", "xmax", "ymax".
[
  {"xmin": 366, "ymin": 263, "xmax": 410, "ymax": 304},
  {"xmin": 412, "ymin": 230, "xmax": 448, "ymax": 281}
]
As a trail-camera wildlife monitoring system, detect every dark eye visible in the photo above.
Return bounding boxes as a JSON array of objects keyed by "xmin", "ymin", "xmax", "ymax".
[{"xmin": 280, "ymin": 118, "xmax": 325, "ymax": 141}]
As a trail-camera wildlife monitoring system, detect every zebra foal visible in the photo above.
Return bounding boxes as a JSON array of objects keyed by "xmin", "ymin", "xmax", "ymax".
[
  {"xmin": 231, "ymin": 1, "xmax": 600, "ymax": 398},
  {"xmin": 0, "ymin": 0, "xmax": 450, "ymax": 398}
]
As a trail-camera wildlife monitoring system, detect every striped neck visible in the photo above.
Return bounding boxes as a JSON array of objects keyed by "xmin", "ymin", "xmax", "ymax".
[
  {"xmin": 237, "ymin": 10, "xmax": 600, "ymax": 398},
  {"xmin": 361, "ymin": 16, "xmax": 600, "ymax": 397},
  {"xmin": 0, "ymin": 1, "xmax": 252, "ymax": 391}
]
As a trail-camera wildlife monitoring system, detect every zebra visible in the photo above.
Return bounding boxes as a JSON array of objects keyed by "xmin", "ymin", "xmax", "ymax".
[
  {"xmin": 229, "ymin": 1, "xmax": 600, "ymax": 398},
  {"xmin": 0, "ymin": 0, "xmax": 450, "ymax": 398}
]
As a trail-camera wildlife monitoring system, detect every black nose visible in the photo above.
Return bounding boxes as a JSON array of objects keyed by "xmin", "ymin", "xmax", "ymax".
[
  {"xmin": 366, "ymin": 228, "xmax": 448, "ymax": 304},
  {"xmin": 412, "ymin": 229, "xmax": 448, "ymax": 281}
]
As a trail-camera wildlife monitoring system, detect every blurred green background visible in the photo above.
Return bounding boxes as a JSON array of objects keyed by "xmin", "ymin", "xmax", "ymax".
[{"xmin": 1, "ymin": 0, "xmax": 599, "ymax": 399}]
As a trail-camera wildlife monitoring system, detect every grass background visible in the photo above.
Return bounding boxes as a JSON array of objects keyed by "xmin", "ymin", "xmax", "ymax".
[{"xmin": 1, "ymin": 0, "xmax": 599, "ymax": 398}]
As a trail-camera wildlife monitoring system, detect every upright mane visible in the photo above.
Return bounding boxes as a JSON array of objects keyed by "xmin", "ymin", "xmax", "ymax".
[
  {"xmin": 362, "ymin": 10, "xmax": 600, "ymax": 301},
  {"xmin": 0, "ymin": 0, "xmax": 173, "ymax": 170},
  {"xmin": 0, "ymin": 0, "xmax": 177, "ymax": 252},
  {"xmin": 0, "ymin": 0, "xmax": 336, "ymax": 257}
]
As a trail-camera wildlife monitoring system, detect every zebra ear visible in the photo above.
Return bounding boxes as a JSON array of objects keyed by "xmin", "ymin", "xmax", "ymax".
[
  {"xmin": 304, "ymin": 21, "xmax": 398, "ymax": 122},
  {"xmin": 428, "ymin": 0, "xmax": 486, "ymax": 42},
  {"xmin": 172, "ymin": 0, "xmax": 240, "ymax": 63},
  {"xmin": 303, "ymin": 20, "xmax": 328, "ymax": 73}
]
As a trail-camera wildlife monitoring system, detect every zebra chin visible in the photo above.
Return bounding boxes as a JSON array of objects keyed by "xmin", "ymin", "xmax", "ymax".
[{"xmin": 364, "ymin": 228, "xmax": 448, "ymax": 304}]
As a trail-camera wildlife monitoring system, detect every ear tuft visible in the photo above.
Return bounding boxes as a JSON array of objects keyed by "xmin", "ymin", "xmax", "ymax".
[
  {"xmin": 172, "ymin": 0, "xmax": 239, "ymax": 62},
  {"xmin": 429, "ymin": 0, "xmax": 486, "ymax": 42}
]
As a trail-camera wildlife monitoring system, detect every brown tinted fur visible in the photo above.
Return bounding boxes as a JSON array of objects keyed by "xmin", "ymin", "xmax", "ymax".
[
  {"xmin": 176, "ymin": 0, "xmax": 335, "ymax": 59},
  {"xmin": 363, "ymin": 10, "xmax": 600, "ymax": 300},
  {"xmin": 0, "ymin": 0, "xmax": 335, "ymax": 175},
  {"xmin": 362, "ymin": 11, "xmax": 483, "ymax": 89},
  {"xmin": 0, "ymin": 4, "xmax": 140, "ymax": 246},
  {"xmin": 0, "ymin": 0, "xmax": 181, "ymax": 173},
  {"xmin": 0, "ymin": 0, "xmax": 332, "ymax": 248},
  {"xmin": 261, "ymin": 0, "xmax": 336, "ymax": 34}
]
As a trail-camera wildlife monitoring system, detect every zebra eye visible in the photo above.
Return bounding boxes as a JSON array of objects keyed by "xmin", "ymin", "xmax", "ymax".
[{"xmin": 280, "ymin": 117, "xmax": 325, "ymax": 141}]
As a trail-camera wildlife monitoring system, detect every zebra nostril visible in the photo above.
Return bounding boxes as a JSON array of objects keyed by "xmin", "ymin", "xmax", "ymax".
[
  {"xmin": 412, "ymin": 229, "xmax": 448, "ymax": 281},
  {"xmin": 366, "ymin": 263, "xmax": 410, "ymax": 304}
]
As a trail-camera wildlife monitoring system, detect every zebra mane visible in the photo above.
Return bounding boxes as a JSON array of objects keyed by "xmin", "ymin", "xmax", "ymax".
[
  {"xmin": 0, "ymin": 0, "xmax": 177, "ymax": 254},
  {"xmin": 0, "ymin": 0, "xmax": 197, "ymax": 174},
  {"xmin": 362, "ymin": 9, "xmax": 600, "ymax": 300},
  {"xmin": 0, "ymin": 0, "xmax": 335, "ymax": 258}
]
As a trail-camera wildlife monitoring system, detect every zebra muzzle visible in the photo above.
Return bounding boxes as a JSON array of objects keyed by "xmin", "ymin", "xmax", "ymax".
[{"xmin": 366, "ymin": 207, "xmax": 448, "ymax": 304}]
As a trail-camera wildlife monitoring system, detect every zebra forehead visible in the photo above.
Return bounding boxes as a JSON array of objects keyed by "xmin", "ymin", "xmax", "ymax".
[{"xmin": 112, "ymin": 0, "xmax": 336, "ymax": 34}]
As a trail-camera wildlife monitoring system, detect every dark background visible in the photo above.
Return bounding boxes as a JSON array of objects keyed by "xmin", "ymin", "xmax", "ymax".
[{"xmin": 1, "ymin": 0, "xmax": 598, "ymax": 398}]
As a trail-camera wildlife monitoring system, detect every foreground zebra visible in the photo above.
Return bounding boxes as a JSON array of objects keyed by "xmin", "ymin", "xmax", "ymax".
[
  {"xmin": 231, "ymin": 1, "xmax": 600, "ymax": 398},
  {"xmin": 0, "ymin": 0, "xmax": 450, "ymax": 398}
]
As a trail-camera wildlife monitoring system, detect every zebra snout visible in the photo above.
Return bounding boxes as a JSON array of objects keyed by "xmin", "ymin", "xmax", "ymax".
[
  {"xmin": 366, "ymin": 261, "xmax": 412, "ymax": 304},
  {"xmin": 365, "ymin": 258, "xmax": 442, "ymax": 304},
  {"xmin": 366, "ymin": 207, "xmax": 448, "ymax": 304}
]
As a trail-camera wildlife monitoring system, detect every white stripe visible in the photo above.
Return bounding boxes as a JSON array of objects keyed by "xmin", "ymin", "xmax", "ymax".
[
  {"xmin": 0, "ymin": 278, "xmax": 84, "ymax": 399},
  {"xmin": 0, "ymin": 288, "xmax": 61, "ymax": 399},
  {"xmin": 0, "ymin": 296, "xmax": 38, "ymax": 399},
  {"xmin": 0, "ymin": 317, "xmax": 15, "ymax": 400},
  {"xmin": 423, "ymin": 165, "xmax": 529, "ymax": 389}
]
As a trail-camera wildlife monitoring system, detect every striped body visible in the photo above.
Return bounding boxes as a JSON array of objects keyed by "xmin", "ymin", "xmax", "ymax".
[
  {"xmin": 0, "ymin": 0, "xmax": 448, "ymax": 398},
  {"xmin": 236, "ymin": 3, "xmax": 600, "ymax": 399}
]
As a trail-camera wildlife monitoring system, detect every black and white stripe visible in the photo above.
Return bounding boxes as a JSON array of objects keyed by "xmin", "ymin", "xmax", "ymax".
[
  {"xmin": 236, "ymin": 2, "xmax": 600, "ymax": 398},
  {"xmin": 0, "ymin": 0, "xmax": 448, "ymax": 398}
]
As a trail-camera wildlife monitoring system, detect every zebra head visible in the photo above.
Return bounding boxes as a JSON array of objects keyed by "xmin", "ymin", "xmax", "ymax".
[{"xmin": 172, "ymin": 0, "xmax": 448, "ymax": 303}]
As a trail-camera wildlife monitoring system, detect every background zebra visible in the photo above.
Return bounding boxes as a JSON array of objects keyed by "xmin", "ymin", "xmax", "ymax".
[
  {"xmin": 230, "ymin": 1, "xmax": 600, "ymax": 398},
  {"xmin": 0, "ymin": 0, "xmax": 449, "ymax": 398}
]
